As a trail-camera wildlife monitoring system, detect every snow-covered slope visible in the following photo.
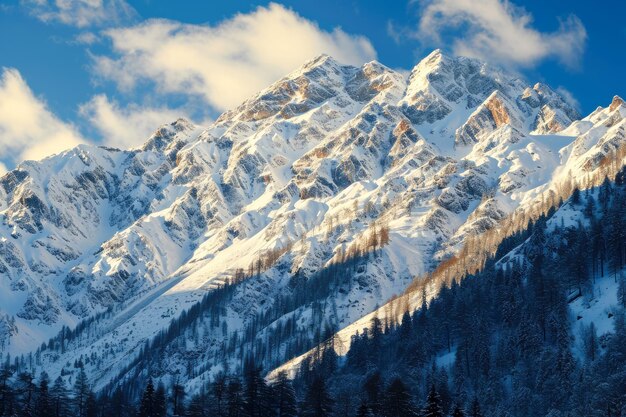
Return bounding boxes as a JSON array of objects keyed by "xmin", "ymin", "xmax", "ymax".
[{"xmin": 1, "ymin": 50, "xmax": 624, "ymax": 392}]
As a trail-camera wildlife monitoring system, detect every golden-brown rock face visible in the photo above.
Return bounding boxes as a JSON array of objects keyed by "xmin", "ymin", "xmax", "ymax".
[
  {"xmin": 609, "ymin": 96, "xmax": 624, "ymax": 112},
  {"xmin": 393, "ymin": 119, "xmax": 412, "ymax": 137},
  {"xmin": 486, "ymin": 95, "xmax": 511, "ymax": 127}
]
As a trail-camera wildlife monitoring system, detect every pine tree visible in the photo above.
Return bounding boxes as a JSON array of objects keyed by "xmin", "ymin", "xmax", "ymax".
[
  {"xmin": 210, "ymin": 376, "xmax": 227, "ymax": 417},
  {"xmin": 171, "ymin": 381, "xmax": 185, "ymax": 416},
  {"xmin": 186, "ymin": 394, "xmax": 207, "ymax": 417},
  {"xmin": 270, "ymin": 372, "xmax": 297, "ymax": 417},
  {"xmin": 355, "ymin": 401, "xmax": 373, "ymax": 417},
  {"xmin": 73, "ymin": 368, "xmax": 90, "ymax": 417},
  {"xmin": 17, "ymin": 371, "xmax": 36, "ymax": 417},
  {"xmin": 105, "ymin": 387, "xmax": 128, "ymax": 417},
  {"xmin": 363, "ymin": 372, "xmax": 382, "ymax": 416},
  {"xmin": 423, "ymin": 385, "xmax": 443, "ymax": 417},
  {"xmin": 35, "ymin": 372, "xmax": 52, "ymax": 417},
  {"xmin": 139, "ymin": 379, "xmax": 156, "ymax": 417},
  {"xmin": 383, "ymin": 377, "xmax": 415, "ymax": 417},
  {"xmin": 154, "ymin": 383, "xmax": 167, "ymax": 417},
  {"xmin": 451, "ymin": 404, "xmax": 465, "ymax": 417},
  {"xmin": 50, "ymin": 376, "xmax": 69, "ymax": 417},
  {"xmin": 436, "ymin": 367, "xmax": 452, "ymax": 413},
  {"xmin": 0, "ymin": 366, "xmax": 15, "ymax": 417},
  {"xmin": 227, "ymin": 378, "xmax": 243, "ymax": 417},
  {"xmin": 399, "ymin": 310, "xmax": 412, "ymax": 341},
  {"xmin": 242, "ymin": 359, "xmax": 271, "ymax": 417},
  {"xmin": 607, "ymin": 203, "xmax": 625, "ymax": 278},
  {"xmin": 469, "ymin": 398, "xmax": 483, "ymax": 417},
  {"xmin": 301, "ymin": 376, "xmax": 333, "ymax": 417},
  {"xmin": 85, "ymin": 392, "xmax": 98, "ymax": 417},
  {"xmin": 591, "ymin": 219, "xmax": 606, "ymax": 277}
]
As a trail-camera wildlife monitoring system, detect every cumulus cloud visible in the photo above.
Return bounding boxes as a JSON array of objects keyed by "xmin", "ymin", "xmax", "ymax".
[
  {"xmin": 93, "ymin": 3, "xmax": 377, "ymax": 111},
  {"xmin": 414, "ymin": 0, "xmax": 587, "ymax": 69},
  {"xmin": 80, "ymin": 95, "xmax": 187, "ymax": 149},
  {"xmin": 0, "ymin": 68, "xmax": 86, "ymax": 168},
  {"xmin": 21, "ymin": 0, "xmax": 136, "ymax": 28},
  {"xmin": 0, "ymin": 71, "xmax": 194, "ymax": 171}
]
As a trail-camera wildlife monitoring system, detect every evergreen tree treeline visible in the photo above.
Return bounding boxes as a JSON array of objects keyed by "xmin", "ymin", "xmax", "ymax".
[{"xmin": 287, "ymin": 173, "xmax": 626, "ymax": 416}]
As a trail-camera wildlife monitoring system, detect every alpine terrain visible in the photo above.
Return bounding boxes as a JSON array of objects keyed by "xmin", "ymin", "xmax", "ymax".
[{"xmin": 0, "ymin": 50, "xmax": 625, "ymax": 416}]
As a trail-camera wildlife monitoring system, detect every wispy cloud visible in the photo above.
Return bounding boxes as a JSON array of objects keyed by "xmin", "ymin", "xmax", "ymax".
[
  {"xmin": 74, "ymin": 31, "xmax": 99, "ymax": 45},
  {"xmin": 411, "ymin": 0, "xmax": 586, "ymax": 69},
  {"xmin": 92, "ymin": 3, "xmax": 377, "ymax": 111},
  {"xmin": 556, "ymin": 86, "xmax": 581, "ymax": 112},
  {"xmin": 21, "ymin": 0, "xmax": 136, "ymax": 28},
  {"xmin": 0, "ymin": 68, "xmax": 86, "ymax": 167},
  {"xmin": 0, "ymin": 69, "xmax": 196, "ymax": 172},
  {"xmin": 80, "ymin": 95, "xmax": 189, "ymax": 149}
]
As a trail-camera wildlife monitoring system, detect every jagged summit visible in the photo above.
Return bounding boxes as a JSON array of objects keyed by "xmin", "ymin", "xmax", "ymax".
[
  {"xmin": 171, "ymin": 117, "xmax": 195, "ymax": 131},
  {"xmin": 141, "ymin": 117, "xmax": 197, "ymax": 152},
  {"xmin": 412, "ymin": 48, "xmax": 447, "ymax": 70},
  {"xmin": 455, "ymin": 90, "xmax": 521, "ymax": 147},
  {"xmin": 299, "ymin": 53, "xmax": 338, "ymax": 70},
  {"xmin": 610, "ymin": 95, "xmax": 625, "ymax": 112}
]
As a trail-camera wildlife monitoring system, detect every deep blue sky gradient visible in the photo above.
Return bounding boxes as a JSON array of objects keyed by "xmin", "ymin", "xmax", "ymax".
[{"xmin": 1, "ymin": 0, "xmax": 624, "ymax": 130}]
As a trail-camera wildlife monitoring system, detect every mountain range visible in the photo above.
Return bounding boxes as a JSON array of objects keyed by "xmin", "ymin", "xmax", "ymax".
[{"xmin": 1, "ymin": 49, "xmax": 625, "ymax": 395}]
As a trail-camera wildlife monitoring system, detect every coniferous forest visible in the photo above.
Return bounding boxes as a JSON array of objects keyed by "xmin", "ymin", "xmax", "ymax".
[{"xmin": 2, "ymin": 173, "xmax": 626, "ymax": 416}]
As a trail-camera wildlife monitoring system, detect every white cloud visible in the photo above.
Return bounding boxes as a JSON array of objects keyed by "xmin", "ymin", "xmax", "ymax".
[
  {"xmin": 415, "ymin": 0, "xmax": 586, "ymax": 69},
  {"xmin": 74, "ymin": 31, "xmax": 99, "ymax": 45},
  {"xmin": 80, "ymin": 95, "xmax": 186, "ymax": 149},
  {"xmin": 0, "ymin": 68, "xmax": 86, "ymax": 168},
  {"xmin": 93, "ymin": 3, "xmax": 377, "ymax": 111},
  {"xmin": 0, "ymin": 71, "xmax": 196, "ymax": 172},
  {"xmin": 22, "ymin": 0, "xmax": 136, "ymax": 28},
  {"xmin": 556, "ymin": 86, "xmax": 581, "ymax": 112}
]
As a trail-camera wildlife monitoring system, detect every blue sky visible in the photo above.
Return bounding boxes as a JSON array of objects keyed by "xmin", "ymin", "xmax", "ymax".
[{"xmin": 0, "ymin": 0, "xmax": 624, "ymax": 173}]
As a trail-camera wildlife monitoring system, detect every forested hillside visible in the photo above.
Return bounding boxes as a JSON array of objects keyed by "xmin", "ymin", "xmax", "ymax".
[
  {"xmin": 285, "ymin": 171, "xmax": 626, "ymax": 416},
  {"xmin": 1, "ymin": 172, "xmax": 625, "ymax": 416}
]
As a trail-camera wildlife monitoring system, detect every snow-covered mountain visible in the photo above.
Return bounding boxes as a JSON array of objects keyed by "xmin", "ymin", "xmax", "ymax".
[{"xmin": 1, "ymin": 50, "xmax": 624, "ymax": 392}]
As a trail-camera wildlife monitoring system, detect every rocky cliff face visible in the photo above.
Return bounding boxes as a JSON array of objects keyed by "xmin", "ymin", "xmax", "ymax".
[{"xmin": 1, "ymin": 50, "xmax": 624, "ymax": 392}]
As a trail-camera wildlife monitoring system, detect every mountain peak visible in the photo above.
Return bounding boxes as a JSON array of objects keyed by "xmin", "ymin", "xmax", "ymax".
[
  {"xmin": 610, "ymin": 95, "xmax": 624, "ymax": 112},
  {"xmin": 424, "ymin": 48, "xmax": 445, "ymax": 61},
  {"xmin": 411, "ymin": 48, "xmax": 448, "ymax": 73},
  {"xmin": 532, "ymin": 82, "xmax": 555, "ymax": 95},
  {"xmin": 455, "ymin": 90, "xmax": 517, "ymax": 147},
  {"xmin": 165, "ymin": 117, "xmax": 193, "ymax": 133},
  {"xmin": 141, "ymin": 118, "xmax": 196, "ymax": 152},
  {"xmin": 299, "ymin": 53, "xmax": 341, "ymax": 72}
]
